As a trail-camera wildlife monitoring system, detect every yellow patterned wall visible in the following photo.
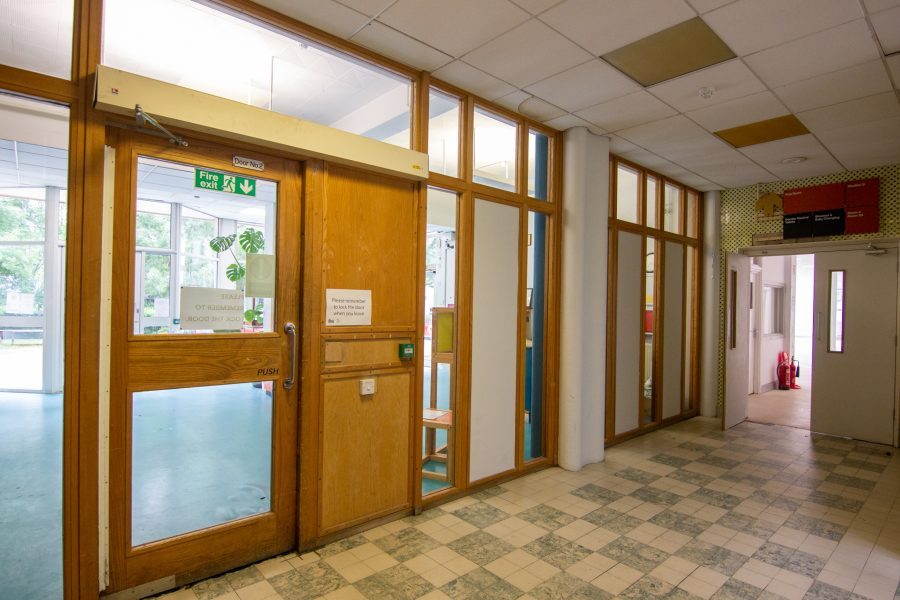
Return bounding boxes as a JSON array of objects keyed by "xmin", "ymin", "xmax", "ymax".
[{"xmin": 717, "ymin": 163, "xmax": 900, "ymax": 407}]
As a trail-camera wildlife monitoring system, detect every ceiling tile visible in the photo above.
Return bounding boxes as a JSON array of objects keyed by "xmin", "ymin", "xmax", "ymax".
[
  {"xmin": 524, "ymin": 59, "xmax": 641, "ymax": 112},
  {"xmin": 704, "ymin": 0, "xmax": 861, "ymax": 55},
  {"xmin": 738, "ymin": 134, "xmax": 844, "ymax": 179},
  {"xmin": 678, "ymin": 174, "xmax": 718, "ymax": 190},
  {"xmin": 871, "ymin": 6, "xmax": 900, "ymax": 54},
  {"xmin": 772, "ymin": 60, "xmax": 892, "ymax": 112},
  {"xmin": 686, "ymin": 0, "xmax": 734, "ymax": 14},
  {"xmin": 607, "ymin": 134, "xmax": 640, "ymax": 154},
  {"xmin": 575, "ymin": 91, "xmax": 677, "ymax": 132},
  {"xmin": 799, "ymin": 93, "xmax": 900, "ymax": 134},
  {"xmin": 517, "ymin": 96, "xmax": 567, "ymax": 121},
  {"xmin": 888, "ymin": 54, "xmax": 900, "ymax": 84},
  {"xmin": 494, "ymin": 90, "xmax": 532, "ymax": 112},
  {"xmin": 542, "ymin": 113, "xmax": 599, "ymax": 132},
  {"xmin": 350, "ymin": 22, "xmax": 452, "ymax": 71},
  {"xmin": 431, "ymin": 61, "xmax": 516, "ymax": 100},
  {"xmin": 647, "ymin": 59, "xmax": 765, "ymax": 113},
  {"xmin": 698, "ymin": 163, "xmax": 779, "ymax": 187},
  {"xmin": 617, "ymin": 115, "xmax": 726, "ymax": 158},
  {"xmin": 378, "ymin": 0, "xmax": 529, "ymax": 57},
  {"xmin": 509, "ymin": 0, "xmax": 566, "ymax": 14},
  {"xmin": 619, "ymin": 148, "xmax": 676, "ymax": 171},
  {"xmin": 335, "ymin": 0, "xmax": 395, "ymax": 17},
  {"xmin": 744, "ymin": 19, "xmax": 881, "ymax": 88},
  {"xmin": 253, "ymin": 0, "xmax": 370, "ymax": 39},
  {"xmin": 687, "ymin": 91, "xmax": 788, "ymax": 132},
  {"xmin": 817, "ymin": 116, "xmax": 900, "ymax": 170},
  {"xmin": 538, "ymin": 0, "xmax": 695, "ymax": 56},
  {"xmin": 462, "ymin": 20, "xmax": 593, "ymax": 88},
  {"xmin": 864, "ymin": 0, "xmax": 900, "ymax": 13}
]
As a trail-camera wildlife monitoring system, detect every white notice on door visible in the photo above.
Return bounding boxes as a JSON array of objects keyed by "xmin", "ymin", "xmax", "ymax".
[
  {"xmin": 180, "ymin": 287, "xmax": 245, "ymax": 331},
  {"xmin": 325, "ymin": 289, "xmax": 371, "ymax": 326}
]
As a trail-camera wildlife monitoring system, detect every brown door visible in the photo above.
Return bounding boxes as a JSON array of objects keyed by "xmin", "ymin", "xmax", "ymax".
[{"xmin": 108, "ymin": 132, "xmax": 301, "ymax": 591}]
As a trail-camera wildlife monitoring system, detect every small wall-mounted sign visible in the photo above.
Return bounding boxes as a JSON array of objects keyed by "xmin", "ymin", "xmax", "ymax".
[
  {"xmin": 233, "ymin": 155, "xmax": 265, "ymax": 171},
  {"xmin": 399, "ymin": 343, "xmax": 414, "ymax": 361},
  {"xmin": 325, "ymin": 289, "xmax": 372, "ymax": 326},
  {"xmin": 195, "ymin": 168, "xmax": 257, "ymax": 196}
]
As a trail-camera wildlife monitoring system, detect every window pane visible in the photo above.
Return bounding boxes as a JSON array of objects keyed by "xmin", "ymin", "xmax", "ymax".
[
  {"xmin": 646, "ymin": 175, "xmax": 658, "ymax": 228},
  {"xmin": 528, "ymin": 131, "xmax": 549, "ymax": 200},
  {"xmin": 829, "ymin": 271, "xmax": 844, "ymax": 352},
  {"xmin": 473, "ymin": 107, "xmax": 516, "ymax": 192},
  {"xmin": 181, "ymin": 207, "xmax": 217, "ymax": 257},
  {"xmin": 686, "ymin": 190, "xmax": 698, "ymax": 238},
  {"xmin": 428, "ymin": 90, "xmax": 460, "ymax": 178},
  {"xmin": 0, "ymin": 196, "xmax": 44, "ymax": 241},
  {"xmin": 140, "ymin": 253, "xmax": 171, "ymax": 320},
  {"xmin": 643, "ymin": 238, "xmax": 657, "ymax": 425},
  {"xmin": 664, "ymin": 183, "xmax": 682, "ymax": 234},
  {"xmin": 525, "ymin": 211, "xmax": 547, "ymax": 460},
  {"xmin": 0, "ymin": 1, "xmax": 74, "ymax": 79},
  {"xmin": 136, "ymin": 201, "xmax": 171, "ymax": 249},
  {"xmin": 616, "ymin": 164, "xmax": 639, "ymax": 223},
  {"xmin": 103, "ymin": 0, "xmax": 412, "ymax": 148},
  {"xmin": 132, "ymin": 382, "xmax": 273, "ymax": 546}
]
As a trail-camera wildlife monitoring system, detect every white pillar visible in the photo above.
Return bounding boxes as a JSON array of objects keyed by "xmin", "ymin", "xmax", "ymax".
[
  {"xmin": 701, "ymin": 190, "xmax": 721, "ymax": 417},
  {"xmin": 43, "ymin": 186, "xmax": 64, "ymax": 393},
  {"xmin": 558, "ymin": 128, "xmax": 608, "ymax": 471}
]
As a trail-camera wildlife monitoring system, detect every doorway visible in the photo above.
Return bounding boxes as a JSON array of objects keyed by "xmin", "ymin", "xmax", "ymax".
[{"xmin": 106, "ymin": 133, "xmax": 301, "ymax": 592}]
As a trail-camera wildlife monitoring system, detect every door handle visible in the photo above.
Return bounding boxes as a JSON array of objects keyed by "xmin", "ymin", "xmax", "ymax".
[{"xmin": 283, "ymin": 322, "xmax": 297, "ymax": 390}]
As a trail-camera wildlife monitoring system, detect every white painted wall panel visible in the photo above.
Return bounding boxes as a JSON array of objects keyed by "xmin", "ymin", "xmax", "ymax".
[
  {"xmin": 615, "ymin": 231, "xmax": 642, "ymax": 435},
  {"xmin": 469, "ymin": 199, "xmax": 519, "ymax": 483},
  {"xmin": 663, "ymin": 242, "xmax": 684, "ymax": 419}
]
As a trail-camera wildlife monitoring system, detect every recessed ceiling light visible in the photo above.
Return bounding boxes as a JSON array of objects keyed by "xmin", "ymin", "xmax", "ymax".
[
  {"xmin": 699, "ymin": 86, "xmax": 716, "ymax": 99},
  {"xmin": 781, "ymin": 156, "xmax": 808, "ymax": 164}
]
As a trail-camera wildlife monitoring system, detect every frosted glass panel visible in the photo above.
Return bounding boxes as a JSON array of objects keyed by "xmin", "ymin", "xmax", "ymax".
[
  {"xmin": 132, "ymin": 382, "xmax": 273, "ymax": 546},
  {"xmin": 0, "ymin": 1, "xmax": 74, "ymax": 79},
  {"xmin": 615, "ymin": 231, "xmax": 641, "ymax": 435},
  {"xmin": 662, "ymin": 242, "xmax": 684, "ymax": 419},
  {"xmin": 616, "ymin": 164, "xmax": 639, "ymax": 223},
  {"xmin": 473, "ymin": 108, "xmax": 516, "ymax": 192},
  {"xmin": 428, "ymin": 90, "xmax": 460, "ymax": 178}
]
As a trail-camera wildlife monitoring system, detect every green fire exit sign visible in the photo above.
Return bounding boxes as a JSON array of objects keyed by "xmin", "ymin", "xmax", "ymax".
[{"xmin": 194, "ymin": 168, "xmax": 256, "ymax": 196}]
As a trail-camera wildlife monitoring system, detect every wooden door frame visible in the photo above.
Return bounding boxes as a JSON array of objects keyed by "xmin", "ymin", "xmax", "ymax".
[{"xmin": 106, "ymin": 131, "xmax": 302, "ymax": 593}]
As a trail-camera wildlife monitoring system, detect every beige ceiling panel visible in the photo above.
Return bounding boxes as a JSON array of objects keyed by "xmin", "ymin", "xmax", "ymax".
[
  {"xmin": 864, "ymin": 0, "xmax": 900, "ymax": 12},
  {"xmin": 351, "ymin": 22, "xmax": 452, "ymax": 71},
  {"xmin": 696, "ymin": 164, "xmax": 779, "ymax": 188},
  {"xmin": 517, "ymin": 97, "xmax": 567, "ymax": 122},
  {"xmin": 888, "ymin": 55, "xmax": 900, "ymax": 85},
  {"xmin": 463, "ymin": 19, "xmax": 593, "ymax": 88},
  {"xmin": 619, "ymin": 148, "xmax": 678, "ymax": 172},
  {"xmin": 686, "ymin": 0, "xmax": 734, "ymax": 14},
  {"xmin": 574, "ymin": 90, "xmax": 677, "ymax": 131},
  {"xmin": 335, "ymin": 0, "xmax": 394, "ymax": 17},
  {"xmin": 798, "ymin": 93, "xmax": 900, "ymax": 134},
  {"xmin": 494, "ymin": 90, "xmax": 532, "ymax": 112},
  {"xmin": 524, "ymin": 60, "xmax": 641, "ymax": 113},
  {"xmin": 432, "ymin": 61, "xmax": 516, "ymax": 101},
  {"xmin": 378, "ymin": 0, "xmax": 529, "ymax": 57},
  {"xmin": 647, "ymin": 59, "xmax": 765, "ymax": 113},
  {"xmin": 818, "ymin": 116, "xmax": 900, "ymax": 170},
  {"xmin": 538, "ymin": 0, "xmax": 695, "ymax": 56},
  {"xmin": 744, "ymin": 19, "xmax": 880, "ymax": 88},
  {"xmin": 617, "ymin": 115, "xmax": 717, "ymax": 155},
  {"xmin": 738, "ymin": 134, "xmax": 844, "ymax": 179},
  {"xmin": 606, "ymin": 134, "xmax": 641, "ymax": 154},
  {"xmin": 715, "ymin": 115, "xmax": 810, "ymax": 148},
  {"xmin": 772, "ymin": 60, "xmax": 892, "ymax": 113},
  {"xmin": 687, "ymin": 91, "xmax": 789, "ymax": 133},
  {"xmin": 602, "ymin": 18, "xmax": 735, "ymax": 87},
  {"xmin": 542, "ymin": 113, "xmax": 599, "ymax": 132},
  {"xmin": 704, "ymin": 0, "xmax": 861, "ymax": 55},
  {"xmin": 871, "ymin": 6, "xmax": 900, "ymax": 54},
  {"xmin": 253, "ymin": 0, "xmax": 369, "ymax": 39},
  {"xmin": 509, "ymin": 0, "xmax": 566, "ymax": 15}
]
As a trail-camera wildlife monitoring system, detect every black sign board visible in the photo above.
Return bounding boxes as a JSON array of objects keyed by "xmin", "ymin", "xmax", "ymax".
[{"xmin": 783, "ymin": 212, "xmax": 813, "ymax": 238}]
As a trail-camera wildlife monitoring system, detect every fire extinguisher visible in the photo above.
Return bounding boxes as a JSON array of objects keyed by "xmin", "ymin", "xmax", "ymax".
[
  {"xmin": 790, "ymin": 356, "xmax": 801, "ymax": 389},
  {"xmin": 777, "ymin": 351, "xmax": 791, "ymax": 390}
]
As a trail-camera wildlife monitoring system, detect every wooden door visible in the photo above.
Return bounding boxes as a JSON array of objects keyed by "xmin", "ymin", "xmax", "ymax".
[{"xmin": 108, "ymin": 132, "xmax": 301, "ymax": 592}]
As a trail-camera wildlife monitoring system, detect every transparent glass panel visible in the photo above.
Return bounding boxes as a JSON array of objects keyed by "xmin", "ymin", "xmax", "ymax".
[
  {"xmin": 131, "ymin": 382, "xmax": 273, "ymax": 546},
  {"xmin": 643, "ymin": 238, "xmax": 658, "ymax": 425},
  {"xmin": 616, "ymin": 164, "xmax": 639, "ymax": 223},
  {"xmin": 528, "ymin": 130, "xmax": 549, "ymax": 200},
  {"xmin": 473, "ymin": 107, "xmax": 516, "ymax": 192},
  {"xmin": 423, "ymin": 188, "xmax": 457, "ymax": 496},
  {"xmin": 0, "ymin": 1, "xmax": 74, "ymax": 79},
  {"xmin": 136, "ymin": 200, "xmax": 171, "ymax": 249},
  {"xmin": 103, "ymin": 0, "xmax": 412, "ymax": 147},
  {"xmin": 762, "ymin": 286, "xmax": 784, "ymax": 335},
  {"xmin": 525, "ymin": 211, "xmax": 547, "ymax": 460},
  {"xmin": 133, "ymin": 156, "xmax": 277, "ymax": 334},
  {"xmin": 664, "ymin": 183, "xmax": 682, "ymax": 234},
  {"xmin": 829, "ymin": 271, "xmax": 844, "ymax": 352},
  {"xmin": 0, "ymin": 96, "xmax": 68, "ymax": 599},
  {"xmin": 686, "ymin": 190, "xmax": 698, "ymax": 238},
  {"xmin": 139, "ymin": 253, "xmax": 171, "ymax": 319},
  {"xmin": 428, "ymin": 89, "xmax": 460, "ymax": 178},
  {"xmin": 646, "ymin": 175, "xmax": 658, "ymax": 228}
]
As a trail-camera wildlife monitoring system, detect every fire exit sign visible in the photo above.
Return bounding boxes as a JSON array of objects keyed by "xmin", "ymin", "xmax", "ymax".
[{"xmin": 194, "ymin": 168, "xmax": 256, "ymax": 197}]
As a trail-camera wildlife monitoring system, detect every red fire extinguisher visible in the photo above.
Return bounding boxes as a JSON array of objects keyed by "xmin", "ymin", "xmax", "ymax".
[
  {"xmin": 777, "ymin": 351, "xmax": 791, "ymax": 390},
  {"xmin": 790, "ymin": 356, "xmax": 801, "ymax": 389}
]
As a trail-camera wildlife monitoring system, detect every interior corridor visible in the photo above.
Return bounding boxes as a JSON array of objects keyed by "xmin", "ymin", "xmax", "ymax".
[{"xmin": 154, "ymin": 418, "xmax": 900, "ymax": 600}]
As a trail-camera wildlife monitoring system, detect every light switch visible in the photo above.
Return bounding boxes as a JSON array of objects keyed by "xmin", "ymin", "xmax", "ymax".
[{"xmin": 360, "ymin": 378, "xmax": 376, "ymax": 396}]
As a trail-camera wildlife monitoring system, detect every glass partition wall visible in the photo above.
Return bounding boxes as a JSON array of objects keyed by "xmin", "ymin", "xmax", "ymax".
[{"xmin": 606, "ymin": 157, "xmax": 701, "ymax": 444}]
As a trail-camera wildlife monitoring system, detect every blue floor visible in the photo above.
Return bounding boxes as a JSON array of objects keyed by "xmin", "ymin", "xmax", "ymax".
[{"xmin": 0, "ymin": 392, "xmax": 63, "ymax": 600}]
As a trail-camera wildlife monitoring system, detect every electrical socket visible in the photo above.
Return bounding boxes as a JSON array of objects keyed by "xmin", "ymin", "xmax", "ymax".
[{"xmin": 360, "ymin": 378, "xmax": 376, "ymax": 396}]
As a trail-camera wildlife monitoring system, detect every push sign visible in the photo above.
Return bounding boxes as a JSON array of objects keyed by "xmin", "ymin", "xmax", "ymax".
[{"xmin": 399, "ymin": 343, "xmax": 415, "ymax": 361}]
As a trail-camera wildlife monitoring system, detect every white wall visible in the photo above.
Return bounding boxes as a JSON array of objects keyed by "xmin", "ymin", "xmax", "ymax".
[{"xmin": 758, "ymin": 255, "xmax": 791, "ymax": 391}]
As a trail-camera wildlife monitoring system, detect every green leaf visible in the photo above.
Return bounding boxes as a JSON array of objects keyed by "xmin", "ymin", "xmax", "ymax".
[
  {"xmin": 225, "ymin": 263, "xmax": 245, "ymax": 282},
  {"xmin": 239, "ymin": 228, "xmax": 265, "ymax": 254},
  {"xmin": 209, "ymin": 233, "xmax": 236, "ymax": 253},
  {"xmin": 244, "ymin": 309, "xmax": 258, "ymax": 323}
]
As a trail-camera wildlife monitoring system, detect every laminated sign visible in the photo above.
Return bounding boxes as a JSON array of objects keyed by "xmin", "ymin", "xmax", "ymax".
[
  {"xmin": 325, "ymin": 289, "xmax": 372, "ymax": 326},
  {"xmin": 180, "ymin": 287, "xmax": 245, "ymax": 330}
]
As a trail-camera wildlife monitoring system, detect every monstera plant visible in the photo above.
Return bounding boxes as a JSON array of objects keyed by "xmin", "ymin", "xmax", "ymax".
[{"xmin": 209, "ymin": 228, "xmax": 265, "ymax": 326}]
